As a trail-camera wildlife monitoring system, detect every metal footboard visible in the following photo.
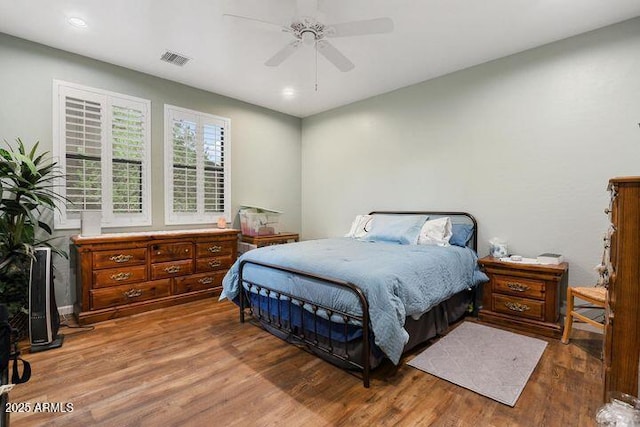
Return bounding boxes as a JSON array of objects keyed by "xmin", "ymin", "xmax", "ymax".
[
  {"xmin": 238, "ymin": 259, "xmax": 372, "ymax": 387},
  {"xmin": 236, "ymin": 211, "xmax": 479, "ymax": 388}
]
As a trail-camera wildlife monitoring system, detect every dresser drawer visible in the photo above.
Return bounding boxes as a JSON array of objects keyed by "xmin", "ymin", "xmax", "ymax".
[
  {"xmin": 92, "ymin": 248, "xmax": 147, "ymax": 270},
  {"xmin": 151, "ymin": 259, "xmax": 193, "ymax": 280},
  {"xmin": 493, "ymin": 294, "xmax": 544, "ymax": 321},
  {"xmin": 90, "ymin": 280, "xmax": 171, "ymax": 310},
  {"xmin": 195, "ymin": 255, "xmax": 234, "ymax": 273},
  {"xmin": 151, "ymin": 243, "xmax": 193, "ymax": 263},
  {"xmin": 93, "ymin": 265, "xmax": 148, "ymax": 288},
  {"xmin": 174, "ymin": 271, "xmax": 225, "ymax": 294},
  {"xmin": 195, "ymin": 241, "xmax": 234, "ymax": 258},
  {"xmin": 493, "ymin": 275, "xmax": 545, "ymax": 300}
]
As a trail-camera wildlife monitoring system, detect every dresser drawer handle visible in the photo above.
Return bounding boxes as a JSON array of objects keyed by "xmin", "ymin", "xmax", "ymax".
[
  {"xmin": 198, "ymin": 277, "xmax": 214, "ymax": 285},
  {"xmin": 504, "ymin": 302, "xmax": 531, "ymax": 312},
  {"xmin": 110, "ymin": 272, "xmax": 132, "ymax": 281},
  {"xmin": 164, "ymin": 265, "xmax": 181, "ymax": 274},
  {"xmin": 208, "ymin": 246, "xmax": 222, "ymax": 253},
  {"xmin": 110, "ymin": 254, "xmax": 133, "ymax": 263},
  {"xmin": 123, "ymin": 288, "xmax": 142, "ymax": 298},
  {"xmin": 208, "ymin": 260, "xmax": 222, "ymax": 268},
  {"xmin": 507, "ymin": 283, "xmax": 530, "ymax": 292}
]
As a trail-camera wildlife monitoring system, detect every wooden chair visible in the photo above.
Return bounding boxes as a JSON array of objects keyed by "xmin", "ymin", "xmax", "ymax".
[{"xmin": 561, "ymin": 286, "xmax": 607, "ymax": 344}]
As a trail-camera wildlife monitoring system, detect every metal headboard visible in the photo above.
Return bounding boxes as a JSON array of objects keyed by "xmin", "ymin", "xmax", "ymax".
[{"xmin": 368, "ymin": 211, "xmax": 478, "ymax": 252}]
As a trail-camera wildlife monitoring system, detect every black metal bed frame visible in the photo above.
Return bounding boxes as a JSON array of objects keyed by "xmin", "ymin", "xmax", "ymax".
[{"xmin": 237, "ymin": 211, "xmax": 478, "ymax": 388}]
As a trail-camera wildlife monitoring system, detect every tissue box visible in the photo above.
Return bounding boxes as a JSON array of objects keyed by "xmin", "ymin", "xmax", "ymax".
[{"xmin": 239, "ymin": 206, "xmax": 282, "ymax": 236}]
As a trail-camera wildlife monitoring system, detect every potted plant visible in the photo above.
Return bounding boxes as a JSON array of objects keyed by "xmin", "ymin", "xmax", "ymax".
[{"xmin": 0, "ymin": 138, "xmax": 67, "ymax": 336}]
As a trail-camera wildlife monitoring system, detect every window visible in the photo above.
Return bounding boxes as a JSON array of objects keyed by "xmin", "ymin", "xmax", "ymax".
[
  {"xmin": 164, "ymin": 105, "xmax": 230, "ymax": 225},
  {"xmin": 53, "ymin": 81, "xmax": 151, "ymax": 229}
]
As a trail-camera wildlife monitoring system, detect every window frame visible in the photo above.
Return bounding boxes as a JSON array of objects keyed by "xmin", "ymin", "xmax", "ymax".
[
  {"xmin": 53, "ymin": 80, "xmax": 152, "ymax": 230},
  {"xmin": 163, "ymin": 104, "xmax": 231, "ymax": 226}
]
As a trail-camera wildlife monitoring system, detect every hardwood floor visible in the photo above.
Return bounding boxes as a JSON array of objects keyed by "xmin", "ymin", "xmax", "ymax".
[{"xmin": 8, "ymin": 299, "xmax": 603, "ymax": 426}]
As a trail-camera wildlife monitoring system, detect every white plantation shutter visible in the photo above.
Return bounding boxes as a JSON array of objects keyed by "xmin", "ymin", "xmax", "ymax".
[
  {"xmin": 54, "ymin": 81, "xmax": 151, "ymax": 229},
  {"xmin": 63, "ymin": 94, "xmax": 104, "ymax": 214},
  {"xmin": 111, "ymin": 102, "xmax": 147, "ymax": 214},
  {"xmin": 203, "ymin": 121, "xmax": 226, "ymax": 213},
  {"xmin": 171, "ymin": 117, "xmax": 198, "ymax": 213},
  {"xmin": 165, "ymin": 105, "xmax": 231, "ymax": 225}
]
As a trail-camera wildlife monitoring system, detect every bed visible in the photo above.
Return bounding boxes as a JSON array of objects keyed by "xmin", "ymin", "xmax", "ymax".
[{"xmin": 220, "ymin": 211, "xmax": 488, "ymax": 387}]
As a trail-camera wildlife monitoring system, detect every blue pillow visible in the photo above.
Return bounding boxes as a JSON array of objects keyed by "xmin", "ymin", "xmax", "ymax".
[
  {"xmin": 363, "ymin": 215, "xmax": 428, "ymax": 245},
  {"xmin": 450, "ymin": 223, "xmax": 474, "ymax": 247}
]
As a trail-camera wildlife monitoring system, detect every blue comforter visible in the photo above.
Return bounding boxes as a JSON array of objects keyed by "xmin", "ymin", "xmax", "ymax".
[{"xmin": 221, "ymin": 238, "xmax": 488, "ymax": 364}]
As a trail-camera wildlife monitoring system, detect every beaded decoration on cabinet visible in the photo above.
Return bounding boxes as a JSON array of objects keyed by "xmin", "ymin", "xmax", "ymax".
[{"xmin": 602, "ymin": 177, "xmax": 640, "ymax": 400}]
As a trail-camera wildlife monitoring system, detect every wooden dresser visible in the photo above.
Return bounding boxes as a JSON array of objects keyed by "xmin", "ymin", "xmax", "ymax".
[
  {"xmin": 603, "ymin": 177, "xmax": 640, "ymax": 399},
  {"xmin": 478, "ymin": 256, "xmax": 568, "ymax": 338},
  {"xmin": 72, "ymin": 229, "xmax": 239, "ymax": 324}
]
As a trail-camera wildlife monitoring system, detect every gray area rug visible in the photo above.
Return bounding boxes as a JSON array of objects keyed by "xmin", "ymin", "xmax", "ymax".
[{"xmin": 407, "ymin": 322, "xmax": 547, "ymax": 406}]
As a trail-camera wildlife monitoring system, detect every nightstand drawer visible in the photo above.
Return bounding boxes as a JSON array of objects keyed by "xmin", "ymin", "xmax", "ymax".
[
  {"xmin": 493, "ymin": 295, "xmax": 544, "ymax": 321},
  {"xmin": 494, "ymin": 275, "xmax": 545, "ymax": 300}
]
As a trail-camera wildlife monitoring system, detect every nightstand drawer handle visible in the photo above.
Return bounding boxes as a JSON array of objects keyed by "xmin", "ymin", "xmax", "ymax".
[
  {"xmin": 208, "ymin": 260, "xmax": 222, "ymax": 268},
  {"xmin": 110, "ymin": 272, "xmax": 132, "ymax": 281},
  {"xmin": 164, "ymin": 265, "xmax": 181, "ymax": 274},
  {"xmin": 507, "ymin": 283, "xmax": 530, "ymax": 292},
  {"xmin": 123, "ymin": 288, "xmax": 142, "ymax": 298},
  {"xmin": 208, "ymin": 246, "xmax": 222, "ymax": 253},
  {"xmin": 504, "ymin": 302, "xmax": 531, "ymax": 312},
  {"xmin": 110, "ymin": 254, "xmax": 133, "ymax": 263},
  {"xmin": 198, "ymin": 277, "xmax": 214, "ymax": 285}
]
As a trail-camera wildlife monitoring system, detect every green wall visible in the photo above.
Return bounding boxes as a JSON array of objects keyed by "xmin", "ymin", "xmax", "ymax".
[
  {"xmin": 0, "ymin": 33, "xmax": 302, "ymax": 308},
  {"xmin": 301, "ymin": 17, "xmax": 640, "ymax": 290}
]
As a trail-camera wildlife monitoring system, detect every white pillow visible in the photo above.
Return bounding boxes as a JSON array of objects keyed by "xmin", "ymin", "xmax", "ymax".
[
  {"xmin": 344, "ymin": 214, "xmax": 373, "ymax": 238},
  {"xmin": 417, "ymin": 217, "xmax": 452, "ymax": 246}
]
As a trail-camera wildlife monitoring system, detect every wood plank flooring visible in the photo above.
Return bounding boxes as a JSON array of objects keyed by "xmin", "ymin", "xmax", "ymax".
[{"xmin": 8, "ymin": 299, "xmax": 603, "ymax": 426}]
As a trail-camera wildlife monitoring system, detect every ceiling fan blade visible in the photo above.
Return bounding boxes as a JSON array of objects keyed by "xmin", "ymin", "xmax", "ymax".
[
  {"xmin": 316, "ymin": 40, "xmax": 354, "ymax": 72},
  {"xmin": 265, "ymin": 41, "xmax": 301, "ymax": 67},
  {"xmin": 223, "ymin": 13, "xmax": 289, "ymax": 32},
  {"xmin": 326, "ymin": 17, "xmax": 394, "ymax": 38}
]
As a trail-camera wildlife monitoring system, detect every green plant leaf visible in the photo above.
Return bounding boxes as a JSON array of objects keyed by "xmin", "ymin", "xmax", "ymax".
[{"xmin": 0, "ymin": 137, "xmax": 67, "ymax": 314}]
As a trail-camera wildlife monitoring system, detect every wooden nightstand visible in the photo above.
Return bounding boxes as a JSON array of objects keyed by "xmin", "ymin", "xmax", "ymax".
[
  {"xmin": 240, "ymin": 232, "xmax": 299, "ymax": 248},
  {"xmin": 478, "ymin": 256, "xmax": 568, "ymax": 338}
]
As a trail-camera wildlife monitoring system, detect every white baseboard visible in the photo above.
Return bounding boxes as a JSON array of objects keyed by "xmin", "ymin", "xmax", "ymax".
[{"xmin": 58, "ymin": 305, "xmax": 74, "ymax": 315}]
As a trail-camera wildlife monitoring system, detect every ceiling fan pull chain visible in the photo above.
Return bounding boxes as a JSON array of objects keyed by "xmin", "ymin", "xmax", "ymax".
[{"xmin": 315, "ymin": 41, "xmax": 318, "ymax": 92}]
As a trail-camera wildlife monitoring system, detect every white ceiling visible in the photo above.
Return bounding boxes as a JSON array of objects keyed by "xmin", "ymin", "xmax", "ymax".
[{"xmin": 1, "ymin": 0, "xmax": 639, "ymax": 118}]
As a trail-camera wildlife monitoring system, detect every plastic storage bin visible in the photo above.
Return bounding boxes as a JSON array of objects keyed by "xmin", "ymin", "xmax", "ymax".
[{"xmin": 239, "ymin": 207, "xmax": 282, "ymax": 236}]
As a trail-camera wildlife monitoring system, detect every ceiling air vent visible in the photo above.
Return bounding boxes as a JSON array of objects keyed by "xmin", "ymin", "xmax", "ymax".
[{"xmin": 160, "ymin": 50, "xmax": 190, "ymax": 66}]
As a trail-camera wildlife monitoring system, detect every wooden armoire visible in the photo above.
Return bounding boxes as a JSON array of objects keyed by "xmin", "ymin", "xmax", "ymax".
[{"xmin": 603, "ymin": 177, "xmax": 640, "ymax": 399}]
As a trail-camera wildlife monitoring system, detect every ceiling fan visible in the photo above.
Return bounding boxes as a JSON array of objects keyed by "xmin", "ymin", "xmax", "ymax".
[{"xmin": 224, "ymin": 4, "xmax": 394, "ymax": 73}]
